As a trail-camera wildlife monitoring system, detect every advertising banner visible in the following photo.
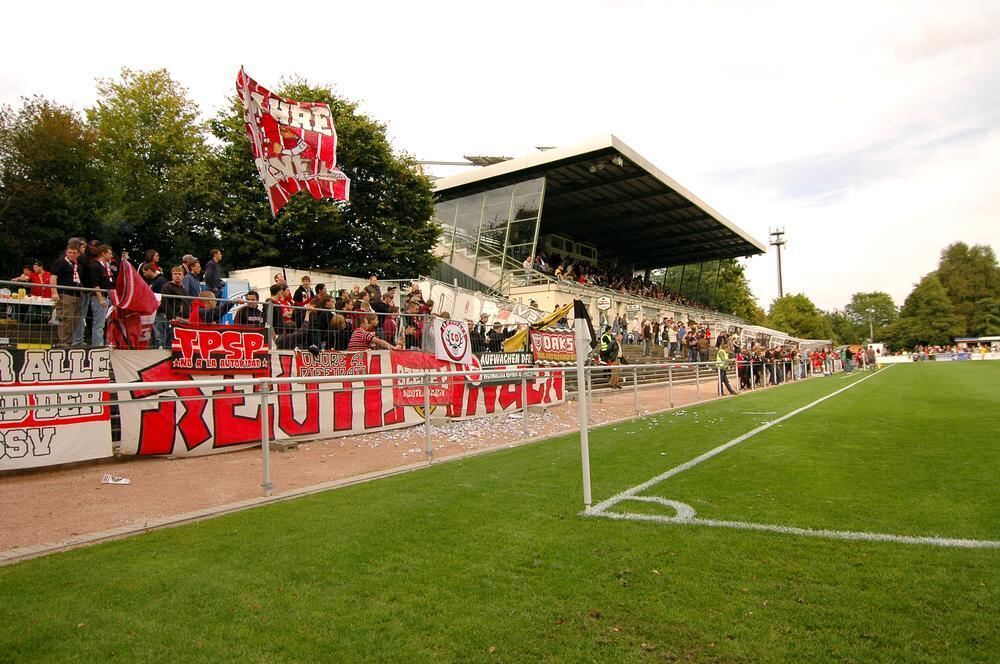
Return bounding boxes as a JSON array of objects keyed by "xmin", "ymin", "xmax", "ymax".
[
  {"xmin": 530, "ymin": 330, "xmax": 576, "ymax": 364},
  {"xmin": 0, "ymin": 348, "xmax": 112, "ymax": 471},
  {"xmin": 389, "ymin": 350, "xmax": 453, "ymax": 406},
  {"xmin": 171, "ymin": 323, "xmax": 269, "ymax": 376},
  {"xmin": 476, "ymin": 351, "xmax": 535, "ymax": 385},
  {"xmin": 111, "ymin": 349, "xmax": 566, "ymax": 458}
]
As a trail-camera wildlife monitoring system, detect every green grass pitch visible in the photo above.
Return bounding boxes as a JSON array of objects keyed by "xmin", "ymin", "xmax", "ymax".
[{"xmin": 1, "ymin": 363, "xmax": 997, "ymax": 662}]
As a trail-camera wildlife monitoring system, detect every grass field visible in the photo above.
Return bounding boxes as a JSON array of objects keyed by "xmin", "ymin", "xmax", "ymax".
[{"xmin": 1, "ymin": 363, "xmax": 998, "ymax": 662}]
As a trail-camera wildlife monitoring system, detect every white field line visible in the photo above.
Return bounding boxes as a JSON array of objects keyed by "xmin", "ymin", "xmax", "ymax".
[
  {"xmin": 590, "ymin": 368, "xmax": 886, "ymax": 514},
  {"xmin": 595, "ymin": 508, "xmax": 1000, "ymax": 549},
  {"xmin": 589, "ymin": 364, "xmax": 1000, "ymax": 549}
]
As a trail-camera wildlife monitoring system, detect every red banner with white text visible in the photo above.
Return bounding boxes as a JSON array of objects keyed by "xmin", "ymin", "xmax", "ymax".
[
  {"xmin": 111, "ymin": 350, "xmax": 564, "ymax": 457},
  {"xmin": 170, "ymin": 323, "xmax": 269, "ymax": 376},
  {"xmin": 529, "ymin": 330, "xmax": 576, "ymax": 365}
]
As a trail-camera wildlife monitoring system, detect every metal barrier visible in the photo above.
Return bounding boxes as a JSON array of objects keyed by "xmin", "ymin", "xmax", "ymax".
[
  {"xmin": 0, "ymin": 345, "xmax": 820, "ymax": 497},
  {"xmin": 0, "ymin": 278, "xmax": 534, "ymax": 354}
]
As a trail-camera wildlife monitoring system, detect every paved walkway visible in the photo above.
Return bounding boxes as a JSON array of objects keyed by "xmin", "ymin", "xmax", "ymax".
[{"xmin": 1, "ymin": 375, "xmax": 800, "ymax": 565}]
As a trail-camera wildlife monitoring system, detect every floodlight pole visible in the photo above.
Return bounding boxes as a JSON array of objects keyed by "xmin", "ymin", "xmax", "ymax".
[
  {"xmin": 575, "ymin": 317, "xmax": 593, "ymax": 512},
  {"xmin": 770, "ymin": 228, "xmax": 786, "ymax": 299}
]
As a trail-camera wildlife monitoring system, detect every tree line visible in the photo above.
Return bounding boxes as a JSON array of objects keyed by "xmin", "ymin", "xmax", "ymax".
[
  {"xmin": 765, "ymin": 242, "xmax": 1000, "ymax": 348},
  {"xmin": 0, "ymin": 68, "xmax": 439, "ymax": 279}
]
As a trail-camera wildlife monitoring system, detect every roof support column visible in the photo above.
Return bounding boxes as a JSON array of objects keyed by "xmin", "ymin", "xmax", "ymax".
[{"xmin": 693, "ymin": 261, "xmax": 705, "ymax": 302}]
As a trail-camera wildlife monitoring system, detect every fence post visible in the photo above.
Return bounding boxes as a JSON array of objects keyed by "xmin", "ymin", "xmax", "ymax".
[
  {"xmin": 695, "ymin": 363, "xmax": 701, "ymax": 400},
  {"xmin": 259, "ymin": 380, "xmax": 272, "ymax": 497},
  {"xmin": 633, "ymin": 365, "xmax": 639, "ymax": 415},
  {"xmin": 668, "ymin": 366, "xmax": 674, "ymax": 408},
  {"xmin": 750, "ymin": 360, "xmax": 756, "ymax": 390},
  {"xmin": 521, "ymin": 376, "xmax": 529, "ymax": 438},
  {"xmin": 574, "ymin": 317, "xmax": 593, "ymax": 512},
  {"xmin": 423, "ymin": 373, "xmax": 433, "ymax": 463},
  {"xmin": 264, "ymin": 300, "xmax": 274, "ymax": 349}
]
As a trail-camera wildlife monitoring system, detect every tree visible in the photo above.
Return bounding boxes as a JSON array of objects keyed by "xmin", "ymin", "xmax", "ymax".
[
  {"xmin": 969, "ymin": 297, "xmax": 1000, "ymax": 336},
  {"xmin": 823, "ymin": 309, "xmax": 853, "ymax": 346},
  {"xmin": 87, "ymin": 68, "xmax": 212, "ymax": 260},
  {"xmin": 0, "ymin": 97, "xmax": 105, "ymax": 275},
  {"xmin": 709, "ymin": 259, "xmax": 765, "ymax": 323},
  {"xmin": 935, "ymin": 242, "xmax": 1000, "ymax": 335},
  {"xmin": 650, "ymin": 259, "xmax": 765, "ymax": 323},
  {"xmin": 884, "ymin": 274, "xmax": 964, "ymax": 349},
  {"xmin": 767, "ymin": 294, "xmax": 832, "ymax": 339},
  {"xmin": 204, "ymin": 78, "xmax": 438, "ymax": 277},
  {"xmin": 842, "ymin": 291, "xmax": 897, "ymax": 343}
]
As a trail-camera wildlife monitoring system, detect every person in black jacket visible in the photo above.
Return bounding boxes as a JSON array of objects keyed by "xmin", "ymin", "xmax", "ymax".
[
  {"xmin": 234, "ymin": 291, "xmax": 266, "ymax": 327},
  {"xmin": 471, "ymin": 313, "xmax": 489, "ymax": 353},
  {"xmin": 73, "ymin": 239, "xmax": 98, "ymax": 345},
  {"xmin": 203, "ymin": 249, "xmax": 224, "ymax": 296},
  {"xmin": 292, "ymin": 276, "xmax": 314, "ymax": 305},
  {"xmin": 88, "ymin": 244, "xmax": 115, "ymax": 346},
  {"xmin": 157, "ymin": 266, "xmax": 189, "ymax": 348},
  {"xmin": 141, "ymin": 264, "xmax": 168, "ymax": 293}
]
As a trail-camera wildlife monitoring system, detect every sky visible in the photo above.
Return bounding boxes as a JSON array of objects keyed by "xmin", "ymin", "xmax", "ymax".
[{"xmin": 3, "ymin": 0, "xmax": 998, "ymax": 311}]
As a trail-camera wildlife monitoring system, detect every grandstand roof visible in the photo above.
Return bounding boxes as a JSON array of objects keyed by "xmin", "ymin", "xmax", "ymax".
[{"xmin": 433, "ymin": 134, "xmax": 767, "ymax": 269}]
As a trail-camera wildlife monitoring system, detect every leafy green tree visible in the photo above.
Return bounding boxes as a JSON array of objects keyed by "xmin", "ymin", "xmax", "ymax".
[
  {"xmin": 767, "ymin": 293, "xmax": 832, "ymax": 339},
  {"xmin": 935, "ymin": 242, "xmax": 1000, "ymax": 335},
  {"xmin": 842, "ymin": 291, "xmax": 897, "ymax": 343},
  {"xmin": 651, "ymin": 259, "xmax": 764, "ymax": 323},
  {"xmin": 0, "ymin": 97, "xmax": 105, "ymax": 275},
  {"xmin": 709, "ymin": 259, "xmax": 765, "ymax": 323},
  {"xmin": 969, "ymin": 297, "xmax": 1000, "ymax": 336},
  {"xmin": 87, "ymin": 68, "xmax": 212, "ymax": 260},
  {"xmin": 204, "ymin": 78, "xmax": 438, "ymax": 277},
  {"xmin": 823, "ymin": 309, "xmax": 853, "ymax": 346},
  {"xmin": 884, "ymin": 274, "xmax": 964, "ymax": 349}
]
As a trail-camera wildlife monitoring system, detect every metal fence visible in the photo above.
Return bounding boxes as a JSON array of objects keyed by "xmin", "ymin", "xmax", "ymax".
[{"xmin": 0, "ymin": 278, "xmax": 535, "ymax": 353}]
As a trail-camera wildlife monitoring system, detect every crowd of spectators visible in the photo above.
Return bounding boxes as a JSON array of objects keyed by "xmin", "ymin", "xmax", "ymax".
[{"xmin": 522, "ymin": 252, "xmax": 708, "ymax": 309}]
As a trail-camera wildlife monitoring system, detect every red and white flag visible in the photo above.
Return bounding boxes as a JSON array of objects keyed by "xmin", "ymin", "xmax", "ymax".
[
  {"xmin": 236, "ymin": 68, "xmax": 350, "ymax": 216},
  {"xmin": 107, "ymin": 258, "xmax": 158, "ymax": 349}
]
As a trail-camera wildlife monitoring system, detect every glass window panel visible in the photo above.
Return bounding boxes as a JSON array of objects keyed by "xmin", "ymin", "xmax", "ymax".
[
  {"xmin": 513, "ymin": 177, "xmax": 544, "ymax": 197},
  {"xmin": 508, "ymin": 243, "xmax": 534, "ymax": 262},
  {"xmin": 507, "ymin": 218, "xmax": 537, "ymax": 246},
  {"xmin": 454, "ymin": 193, "xmax": 484, "ymax": 237},
  {"xmin": 485, "ymin": 185, "xmax": 514, "ymax": 207},
  {"xmin": 511, "ymin": 192, "xmax": 541, "ymax": 220},
  {"xmin": 433, "ymin": 200, "xmax": 456, "ymax": 225},
  {"xmin": 481, "ymin": 202, "xmax": 510, "ymax": 232},
  {"xmin": 478, "ymin": 228, "xmax": 506, "ymax": 257}
]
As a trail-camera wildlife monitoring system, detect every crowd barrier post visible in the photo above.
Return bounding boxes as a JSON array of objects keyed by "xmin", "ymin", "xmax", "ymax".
[
  {"xmin": 695, "ymin": 364, "xmax": 701, "ymax": 400},
  {"xmin": 574, "ymin": 317, "xmax": 593, "ymax": 512},
  {"xmin": 750, "ymin": 361, "xmax": 756, "ymax": 390},
  {"xmin": 668, "ymin": 367, "xmax": 674, "ymax": 408},
  {"xmin": 423, "ymin": 373, "xmax": 433, "ymax": 462},
  {"xmin": 521, "ymin": 376, "xmax": 529, "ymax": 437},
  {"xmin": 259, "ymin": 380, "xmax": 272, "ymax": 497},
  {"xmin": 633, "ymin": 366, "xmax": 640, "ymax": 415},
  {"xmin": 264, "ymin": 301, "xmax": 274, "ymax": 348}
]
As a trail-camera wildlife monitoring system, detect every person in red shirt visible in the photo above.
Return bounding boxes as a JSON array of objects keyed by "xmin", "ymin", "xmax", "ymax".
[
  {"xmin": 347, "ymin": 314, "xmax": 401, "ymax": 351},
  {"xmin": 383, "ymin": 306, "xmax": 400, "ymax": 346},
  {"xmin": 28, "ymin": 261, "xmax": 53, "ymax": 298}
]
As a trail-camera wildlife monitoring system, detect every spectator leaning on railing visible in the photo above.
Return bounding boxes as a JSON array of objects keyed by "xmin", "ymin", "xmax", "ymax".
[
  {"xmin": 49, "ymin": 243, "xmax": 83, "ymax": 347},
  {"xmin": 88, "ymin": 244, "xmax": 115, "ymax": 347}
]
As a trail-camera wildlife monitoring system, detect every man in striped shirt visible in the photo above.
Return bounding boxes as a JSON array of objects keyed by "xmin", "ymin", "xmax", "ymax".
[{"xmin": 347, "ymin": 314, "xmax": 402, "ymax": 351}]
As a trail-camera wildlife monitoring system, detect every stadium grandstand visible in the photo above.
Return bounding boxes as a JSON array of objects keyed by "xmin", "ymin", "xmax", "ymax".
[{"xmin": 430, "ymin": 134, "xmax": 767, "ymax": 330}]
